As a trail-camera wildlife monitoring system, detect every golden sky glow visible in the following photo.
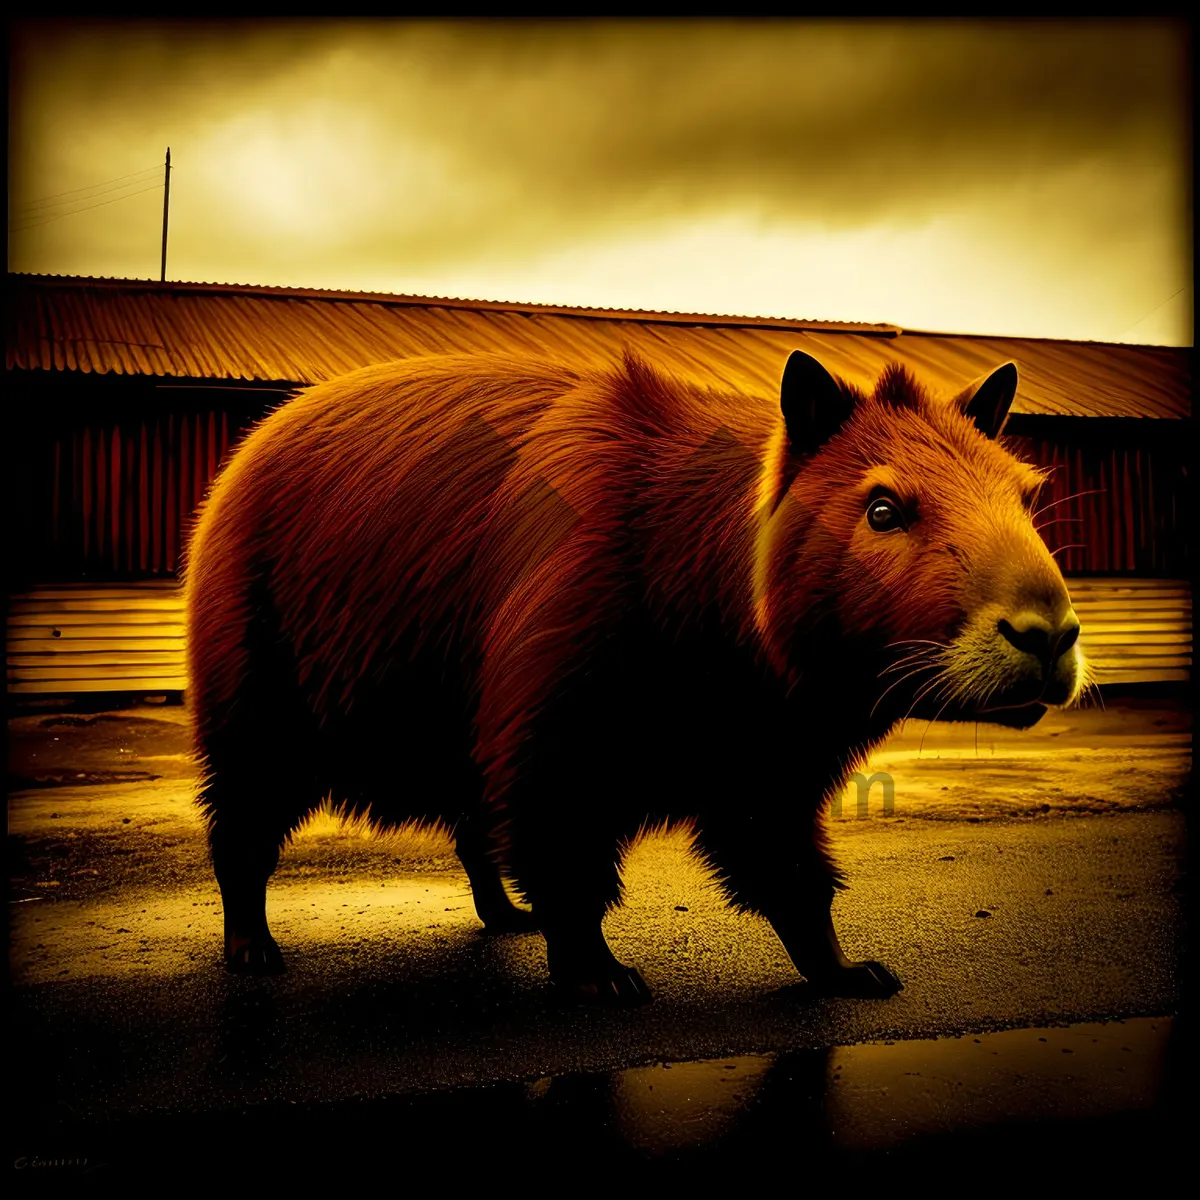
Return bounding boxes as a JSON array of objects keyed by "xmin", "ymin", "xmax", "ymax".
[{"xmin": 8, "ymin": 19, "xmax": 1193, "ymax": 344}]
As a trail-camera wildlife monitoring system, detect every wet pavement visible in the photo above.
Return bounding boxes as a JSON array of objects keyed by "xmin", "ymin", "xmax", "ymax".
[{"xmin": 6, "ymin": 697, "xmax": 1191, "ymax": 1182}]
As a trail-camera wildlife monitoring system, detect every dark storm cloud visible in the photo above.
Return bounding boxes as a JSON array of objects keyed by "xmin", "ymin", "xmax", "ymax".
[
  {"xmin": 410, "ymin": 20, "xmax": 1187, "ymax": 223},
  {"xmin": 11, "ymin": 18, "xmax": 1189, "ymax": 265},
  {"xmin": 7, "ymin": 19, "xmax": 1191, "ymax": 341}
]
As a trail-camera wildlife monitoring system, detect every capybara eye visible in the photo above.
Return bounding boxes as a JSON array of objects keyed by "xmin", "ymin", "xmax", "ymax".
[{"xmin": 867, "ymin": 497, "xmax": 906, "ymax": 533}]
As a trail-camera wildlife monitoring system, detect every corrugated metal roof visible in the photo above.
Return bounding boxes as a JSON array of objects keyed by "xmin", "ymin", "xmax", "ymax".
[{"xmin": 6, "ymin": 274, "xmax": 1190, "ymax": 418}]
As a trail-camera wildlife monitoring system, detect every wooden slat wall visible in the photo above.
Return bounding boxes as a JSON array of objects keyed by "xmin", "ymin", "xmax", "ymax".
[
  {"xmin": 7, "ymin": 581, "xmax": 186, "ymax": 694},
  {"xmin": 6, "ymin": 578, "xmax": 1191, "ymax": 697}
]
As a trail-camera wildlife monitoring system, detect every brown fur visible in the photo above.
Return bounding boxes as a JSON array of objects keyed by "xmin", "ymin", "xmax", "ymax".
[{"xmin": 186, "ymin": 349, "xmax": 1083, "ymax": 997}]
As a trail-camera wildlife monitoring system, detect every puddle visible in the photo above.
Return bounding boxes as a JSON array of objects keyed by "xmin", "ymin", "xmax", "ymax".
[
  {"xmin": 508, "ymin": 1015, "xmax": 1176, "ymax": 1157},
  {"xmin": 11, "ymin": 1017, "xmax": 1177, "ymax": 1184}
]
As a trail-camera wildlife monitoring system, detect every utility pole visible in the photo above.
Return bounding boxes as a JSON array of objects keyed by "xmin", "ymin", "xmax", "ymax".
[{"xmin": 160, "ymin": 147, "xmax": 172, "ymax": 283}]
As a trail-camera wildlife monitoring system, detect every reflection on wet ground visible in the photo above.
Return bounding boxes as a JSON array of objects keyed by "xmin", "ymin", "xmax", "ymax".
[{"xmin": 11, "ymin": 1017, "xmax": 1182, "ymax": 1185}]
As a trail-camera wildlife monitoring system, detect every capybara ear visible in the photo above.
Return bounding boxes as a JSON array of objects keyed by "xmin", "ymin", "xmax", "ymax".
[
  {"xmin": 780, "ymin": 350, "xmax": 856, "ymax": 456},
  {"xmin": 954, "ymin": 362, "xmax": 1018, "ymax": 439}
]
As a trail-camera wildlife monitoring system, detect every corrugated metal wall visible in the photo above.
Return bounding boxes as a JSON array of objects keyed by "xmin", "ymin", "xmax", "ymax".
[
  {"xmin": 1006, "ymin": 431, "xmax": 1190, "ymax": 576},
  {"xmin": 22, "ymin": 411, "xmax": 1191, "ymax": 583},
  {"xmin": 48, "ymin": 410, "xmax": 237, "ymax": 577}
]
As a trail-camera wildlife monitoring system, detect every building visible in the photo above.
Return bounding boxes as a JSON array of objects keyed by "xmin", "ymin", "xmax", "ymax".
[{"xmin": 5, "ymin": 273, "xmax": 1192, "ymax": 698}]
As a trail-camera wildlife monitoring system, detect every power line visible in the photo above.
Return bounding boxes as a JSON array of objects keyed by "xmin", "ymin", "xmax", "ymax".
[
  {"xmin": 14, "ymin": 164, "xmax": 164, "ymax": 211},
  {"xmin": 17, "ymin": 169, "xmax": 165, "ymax": 216},
  {"xmin": 1118, "ymin": 285, "xmax": 1192, "ymax": 341},
  {"xmin": 9, "ymin": 182, "xmax": 164, "ymax": 233}
]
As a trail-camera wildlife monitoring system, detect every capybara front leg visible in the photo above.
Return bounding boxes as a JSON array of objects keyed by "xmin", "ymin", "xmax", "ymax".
[
  {"xmin": 696, "ymin": 817, "xmax": 901, "ymax": 999},
  {"xmin": 209, "ymin": 811, "xmax": 286, "ymax": 976},
  {"xmin": 507, "ymin": 821, "xmax": 651, "ymax": 1007},
  {"xmin": 454, "ymin": 816, "xmax": 539, "ymax": 934},
  {"xmin": 538, "ymin": 914, "xmax": 651, "ymax": 1007},
  {"xmin": 770, "ymin": 893, "xmax": 902, "ymax": 999}
]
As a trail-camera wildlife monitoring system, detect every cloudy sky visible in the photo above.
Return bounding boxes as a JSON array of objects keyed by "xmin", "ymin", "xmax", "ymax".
[{"xmin": 8, "ymin": 19, "xmax": 1193, "ymax": 344}]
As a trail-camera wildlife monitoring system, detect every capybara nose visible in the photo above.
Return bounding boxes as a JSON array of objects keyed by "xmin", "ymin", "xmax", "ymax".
[{"xmin": 998, "ymin": 610, "xmax": 1081, "ymax": 672}]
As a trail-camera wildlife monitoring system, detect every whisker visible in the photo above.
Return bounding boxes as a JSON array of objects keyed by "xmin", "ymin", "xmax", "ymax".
[
  {"xmin": 902, "ymin": 672, "xmax": 950, "ymax": 725},
  {"xmin": 1034, "ymin": 516, "xmax": 1085, "ymax": 533},
  {"xmin": 910, "ymin": 672, "xmax": 947, "ymax": 704},
  {"xmin": 880, "ymin": 662, "xmax": 939, "ymax": 691},
  {"xmin": 918, "ymin": 688, "xmax": 958, "ymax": 755},
  {"xmin": 870, "ymin": 662, "xmax": 941, "ymax": 719},
  {"xmin": 881, "ymin": 649, "xmax": 941, "ymax": 675},
  {"xmin": 882, "ymin": 638, "xmax": 949, "ymax": 659},
  {"xmin": 1081, "ymin": 675, "xmax": 1105, "ymax": 712},
  {"xmin": 1033, "ymin": 488, "xmax": 1103, "ymax": 521},
  {"xmin": 881, "ymin": 638, "xmax": 949, "ymax": 655},
  {"xmin": 882, "ymin": 663, "xmax": 933, "ymax": 682}
]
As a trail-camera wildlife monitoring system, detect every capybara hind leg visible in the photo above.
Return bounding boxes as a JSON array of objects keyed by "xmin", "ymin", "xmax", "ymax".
[
  {"xmin": 695, "ymin": 818, "xmax": 902, "ymax": 999},
  {"xmin": 454, "ymin": 817, "xmax": 539, "ymax": 934},
  {"xmin": 207, "ymin": 800, "xmax": 292, "ymax": 976},
  {"xmin": 508, "ymin": 826, "xmax": 650, "ymax": 1006}
]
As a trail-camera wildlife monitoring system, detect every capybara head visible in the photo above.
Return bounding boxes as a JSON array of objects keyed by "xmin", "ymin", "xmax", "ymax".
[{"xmin": 754, "ymin": 350, "xmax": 1087, "ymax": 727}]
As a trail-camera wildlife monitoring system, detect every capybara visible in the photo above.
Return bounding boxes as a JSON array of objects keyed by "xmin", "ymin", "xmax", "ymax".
[{"xmin": 185, "ymin": 348, "xmax": 1086, "ymax": 1003}]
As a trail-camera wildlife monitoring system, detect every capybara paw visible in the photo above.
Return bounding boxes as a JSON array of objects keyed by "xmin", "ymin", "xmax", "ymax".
[
  {"xmin": 225, "ymin": 934, "xmax": 286, "ymax": 976},
  {"xmin": 550, "ymin": 966, "xmax": 653, "ymax": 1008},
  {"xmin": 807, "ymin": 960, "xmax": 902, "ymax": 998},
  {"xmin": 478, "ymin": 905, "xmax": 541, "ymax": 935}
]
